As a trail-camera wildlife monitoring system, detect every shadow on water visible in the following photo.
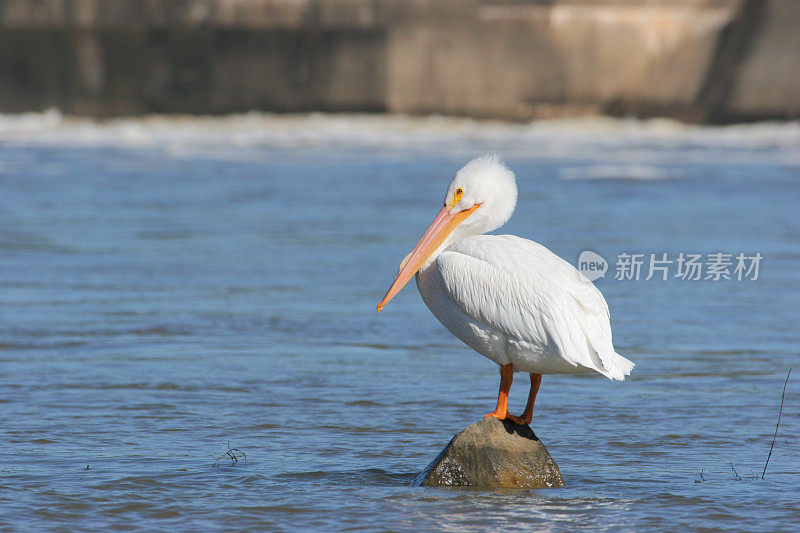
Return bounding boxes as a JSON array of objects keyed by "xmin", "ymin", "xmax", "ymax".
[{"xmin": 275, "ymin": 468, "xmax": 417, "ymax": 486}]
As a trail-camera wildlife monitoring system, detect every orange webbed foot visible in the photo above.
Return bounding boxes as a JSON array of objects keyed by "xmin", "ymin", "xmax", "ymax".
[
  {"xmin": 504, "ymin": 412, "xmax": 529, "ymax": 426},
  {"xmin": 483, "ymin": 410, "xmax": 530, "ymax": 426},
  {"xmin": 512, "ymin": 413, "xmax": 532, "ymax": 426}
]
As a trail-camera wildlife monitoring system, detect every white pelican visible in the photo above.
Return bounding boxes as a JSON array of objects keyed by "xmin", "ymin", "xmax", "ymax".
[{"xmin": 378, "ymin": 155, "xmax": 634, "ymax": 425}]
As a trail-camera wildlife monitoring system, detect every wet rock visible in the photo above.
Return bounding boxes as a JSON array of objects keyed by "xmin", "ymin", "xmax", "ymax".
[{"xmin": 412, "ymin": 417, "xmax": 565, "ymax": 489}]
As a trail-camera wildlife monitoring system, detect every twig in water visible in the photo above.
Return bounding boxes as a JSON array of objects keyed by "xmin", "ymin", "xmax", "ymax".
[
  {"xmin": 730, "ymin": 462, "xmax": 742, "ymax": 481},
  {"xmin": 213, "ymin": 440, "xmax": 247, "ymax": 468},
  {"xmin": 762, "ymin": 368, "xmax": 791, "ymax": 480}
]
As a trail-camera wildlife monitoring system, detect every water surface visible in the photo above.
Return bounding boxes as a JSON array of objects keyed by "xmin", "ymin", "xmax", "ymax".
[{"xmin": 1, "ymin": 113, "xmax": 798, "ymax": 530}]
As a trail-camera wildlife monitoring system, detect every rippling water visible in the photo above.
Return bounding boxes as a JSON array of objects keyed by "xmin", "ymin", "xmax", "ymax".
[{"xmin": 1, "ymin": 113, "xmax": 798, "ymax": 530}]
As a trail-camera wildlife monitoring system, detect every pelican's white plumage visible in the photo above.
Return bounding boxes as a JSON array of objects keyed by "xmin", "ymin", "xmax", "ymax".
[
  {"xmin": 419, "ymin": 234, "xmax": 633, "ymax": 379},
  {"xmin": 378, "ymin": 155, "xmax": 633, "ymax": 424}
]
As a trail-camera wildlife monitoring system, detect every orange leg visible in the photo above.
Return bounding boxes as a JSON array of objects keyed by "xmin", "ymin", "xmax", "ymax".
[
  {"xmin": 484, "ymin": 364, "xmax": 525, "ymax": 425},
  {"xmin": 517, "ymin": 373, "xmax": 542, "ymax": 426}
]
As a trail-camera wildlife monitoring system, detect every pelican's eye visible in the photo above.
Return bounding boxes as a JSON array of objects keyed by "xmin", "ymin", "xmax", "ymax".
[{"xmin": 448, "ymin": 187, "xmax": 464, "ymax": 209}]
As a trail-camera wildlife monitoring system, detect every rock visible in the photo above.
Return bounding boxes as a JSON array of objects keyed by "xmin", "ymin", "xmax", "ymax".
[{"xmin": 412, "ymin": 417, "xmax": 565, "ymax": 489}]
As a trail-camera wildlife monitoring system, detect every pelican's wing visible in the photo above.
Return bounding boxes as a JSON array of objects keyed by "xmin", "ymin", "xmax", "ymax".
[{"xmin": 436, "ymin": 235, "xmax": 634, "ymax": 379}]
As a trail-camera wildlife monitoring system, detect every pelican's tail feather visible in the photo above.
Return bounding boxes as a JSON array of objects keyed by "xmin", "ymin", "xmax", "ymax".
[{"xmin": 604, "ymin": 352, "xmax": 635, "ymax": 381}]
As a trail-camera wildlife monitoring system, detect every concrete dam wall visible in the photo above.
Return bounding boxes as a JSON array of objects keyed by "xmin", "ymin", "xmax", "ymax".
[{"xmin": 1, "ymin": 0, "xmax": 798, "ymax": 122}]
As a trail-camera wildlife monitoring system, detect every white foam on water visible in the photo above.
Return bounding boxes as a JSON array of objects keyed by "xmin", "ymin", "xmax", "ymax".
[
  {"xmin": 1, "ymin": 110, "xmax": 798, "ymax": 171},
  {"xmin": 560, "ymin": 164, "xmax": 673, "ymax": 180}
]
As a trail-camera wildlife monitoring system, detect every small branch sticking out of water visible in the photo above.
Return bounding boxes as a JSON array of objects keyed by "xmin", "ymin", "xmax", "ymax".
[
  {"xmin": 213, "ymin": 441, "xmax": 247, "ymax": 468},
  {"xmin": 730, "ymin": 462, "xmax": 741, "ymax": 481},
  {"xmin": 762, "ymin": 368, "xmax": 791, "ymax": 480}
]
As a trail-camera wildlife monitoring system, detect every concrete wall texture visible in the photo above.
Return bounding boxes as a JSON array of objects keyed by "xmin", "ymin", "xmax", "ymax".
[{"xmin": 1, "ymin": 0, "xmax": 798, "ymax": 122}]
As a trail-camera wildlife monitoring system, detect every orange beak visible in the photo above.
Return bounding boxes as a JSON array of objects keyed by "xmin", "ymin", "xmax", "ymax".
[{"xmin": 377, "ymin": 203, "xmax": 480, "ymax": 312}]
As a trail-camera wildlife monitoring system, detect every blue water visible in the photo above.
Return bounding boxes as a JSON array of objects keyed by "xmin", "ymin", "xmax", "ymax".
[{"xmin": 0, "ymin": 114, "xmax": 798, "ymax": 530}]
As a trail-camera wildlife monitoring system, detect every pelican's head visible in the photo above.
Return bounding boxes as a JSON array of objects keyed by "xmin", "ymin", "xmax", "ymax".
[
  {"xmin": 378, "ymin": 155, "xmax": 518, "ymax": 311},
  {"xmin": 444, "ymin": 154, "xmax": 517, "ymax": 238}
]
